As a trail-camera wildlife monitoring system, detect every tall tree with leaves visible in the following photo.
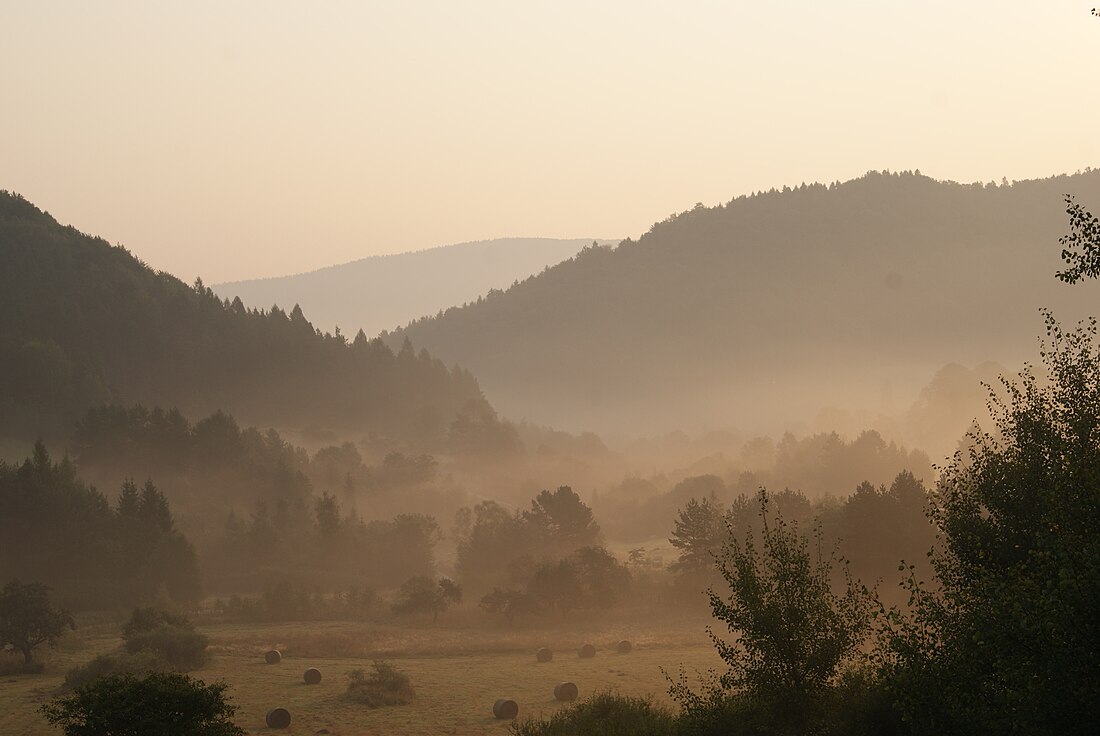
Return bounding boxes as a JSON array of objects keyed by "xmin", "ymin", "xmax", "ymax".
[
  {"xmin": 879, "ymin": 314, "xmax": 1100, "ymax": 735},
  {"xmin": 0, "ymin": 581, "xmax": 75, "ymax": 665},
  {"xmin": 674, "ymin": 491, "xmax": 874, "ymax": 735}
]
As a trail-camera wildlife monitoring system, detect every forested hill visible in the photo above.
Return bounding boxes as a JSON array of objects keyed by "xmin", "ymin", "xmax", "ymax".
[
  {"xmin": 0, "ymin": 192, "xmax": 484, "ymax": 448},
  {"xmin": 213, "ymin": 237, "xmax": 613, "ymax": 337},
  {"xmin": 388, "ymin": 170, "xmax": 1100, "ymax": 434}
]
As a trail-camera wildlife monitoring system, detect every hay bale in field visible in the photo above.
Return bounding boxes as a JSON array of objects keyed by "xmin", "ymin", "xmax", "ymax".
[
  {"xmin": 266, "ymin": 708, "xmax": 291, "ymax": 729},
  {"xmin": 536, "ymin": 647, "xmax": 553, "ymax": 663},
  {"xmin": 264, "ymin": 649, "xmax": 282, "ymax": 664},
  {"xmin": 493, "ymin": 698, "xmax": 519, "ymax": 719},
  {"xmin": 616, "ymin": 640, "xmax": 633, "ymax": 654},
  {"xmin": 578, "ymin": 643, "xmax": 596, "ymax": 658},
  {"xmin": 304, "ymin": 667, "xmax": 322, "ymax": 685},
  {"xmin": 554, "ymin": 681, "xmax": 579, "ymax": 702}
]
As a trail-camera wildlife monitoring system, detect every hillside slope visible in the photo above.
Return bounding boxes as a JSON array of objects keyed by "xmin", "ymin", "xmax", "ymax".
[
  {"xmin": 0, "ymin": 192, "xmax": 484, "ymax": 448},
  {"xmin": 390, "ymin": 170, "xmax": 1100, "ymax": 433},
  {"xmin": 214, "ymin": 238, "xmax": 612, "ymax": 336}
]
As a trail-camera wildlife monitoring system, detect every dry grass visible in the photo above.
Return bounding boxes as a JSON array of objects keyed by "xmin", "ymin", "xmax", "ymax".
[{"xmin": 0, "ymin": 610, "xmax": 722, "ymax": 735}]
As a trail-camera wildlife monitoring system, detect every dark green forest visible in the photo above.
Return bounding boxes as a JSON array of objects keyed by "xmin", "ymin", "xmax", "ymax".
[
  {"xmin": 390, "ymin": 170, "xmax": 1100, "ymax": 434},
  {"xmin": 0, "ymin": 443, "xmax": 199, "ymax": 609},
  {"xmin": 0, "ymin": 191, "xmax": 483, "ymax": 449}
]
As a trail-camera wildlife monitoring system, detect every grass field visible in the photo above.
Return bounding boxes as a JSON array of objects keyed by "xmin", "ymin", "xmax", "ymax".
[{"xmin": 0, "ymin": 608, "xmax": 724, "ymax": 735}]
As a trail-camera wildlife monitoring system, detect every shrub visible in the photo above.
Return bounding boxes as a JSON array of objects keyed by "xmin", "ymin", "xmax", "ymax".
[
  {"xmin": 120, "ymin": 606, "xmax": 207, "ymax": 670},
  {"xmin": 344, "ymin": 660, "xmax": 415, "ymax": 707},
  {"xmin": 510, "ymin": 691, "xmax": 677, "ymax": 736},
  {"xmin": 123, "ymin": 626, "xmax": 208, "ymax": 670},
  {"xmin": 64, "ymin": 651, "xmax": 168, "ymax": 691},
  {"xmin": 42, "ymin": 671, "xmax": 244, "ymax": 736},
  {"xmin": 121, "ymin": 606, "xmax": 192, "ymax": 638}
]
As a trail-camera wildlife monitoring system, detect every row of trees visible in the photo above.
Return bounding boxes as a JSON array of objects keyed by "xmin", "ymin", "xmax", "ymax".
[
  {"xmin": 214, "ymin": 493, "xmax": 442, "ymax": 593},
  {"xmin": 454, "ymin": 486, "xmax": 602, "ymax": 593},
  {"xmin": 667, "ymin": 312, "xmax": 1100, "ymax": 735},
  {"xmin": 598, "ymin": 428, "xmax": 932, "ymax": 542},
  {"xmin": 0, "ymin": 443, "xmax": 199, "ymax": 609},
  {"xmin": 669, "ymin": 470, "xmax": 934, "ymax": 603}
]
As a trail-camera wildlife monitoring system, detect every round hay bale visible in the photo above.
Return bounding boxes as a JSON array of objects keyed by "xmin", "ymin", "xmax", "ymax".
[
  {"xmin": 264, "ymin": 649, "xmax": 282, "ymax": 665},
  {"xmin": 303, "ymin": 667, "xmax": 322, "ymax": 685},
  {"xmin": 616, "ymin": 639, "xmax": 633, "ymax": 654},
  {"xmin": 493, "ymin": 698, "xmax": 519, "ymax": 719},
  {"xmin": 554, "ymin": 681, "xmax": 579, "ymax": 702},
  {"xmin": 578, "ymin": 643, "xmax": 596, "ymax": 658},
  {"xmin": 535, "ymin": 647, "xmax": 553, "ymax": 663},
  {"xmin": 265, "ymin": 708, "xmax": 291, "ymax": 729}
]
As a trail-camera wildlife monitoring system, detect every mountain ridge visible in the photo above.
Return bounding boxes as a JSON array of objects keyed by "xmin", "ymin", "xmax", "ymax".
[
  {"xmin": 213, "ymin": 237, "xmax": 617, "ymax": 337},
  {"xmin": 387, "ymin": 169, "xmax": 1100, "ymax": 435}
]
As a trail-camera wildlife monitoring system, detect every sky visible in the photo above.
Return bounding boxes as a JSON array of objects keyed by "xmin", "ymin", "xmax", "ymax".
[{"xmin": 2, "ymin": 1, "xmax": 1097, "ymax": 283}]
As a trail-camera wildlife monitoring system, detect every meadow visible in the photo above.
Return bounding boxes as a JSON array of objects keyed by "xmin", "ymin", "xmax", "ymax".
[{"xmin": 0, "ymin": 607, "xmax": 722, "ymax": 735}]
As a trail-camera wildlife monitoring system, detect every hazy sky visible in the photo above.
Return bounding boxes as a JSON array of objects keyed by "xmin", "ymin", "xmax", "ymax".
[{"xmin": 3, "ymin": 1, "xmax": 1097, "ymax": 283}]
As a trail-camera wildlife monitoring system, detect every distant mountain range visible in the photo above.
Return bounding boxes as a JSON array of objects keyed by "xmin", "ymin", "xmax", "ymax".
[
  {"xmin": 213, "ymin": 238, "xmax": 614, "ymax": 337},
  {"xmin": 0, "ymin": 192, "xmax": 484, "ymax": 451},
  {"xmin": 386, "ymin": 170, "xmax": 1100, "ymax": 435}
]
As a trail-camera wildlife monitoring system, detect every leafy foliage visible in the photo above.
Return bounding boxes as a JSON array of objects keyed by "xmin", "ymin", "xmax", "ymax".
[
  {"xmin": 63, "ymin": 650, "xmax": 168, "ymax": 691},
  {"xmin": 878, "ymin": 313, "xmax": 1100, "ymax": 734},
  {"xmin": 41, "ymin": 671, "xmax": 245, "ymax": 736},
  {"xmin": 121, "ymin": 607, "xmax": 208, "ymax": 671},
  {"xmin": 1056, "ymin": 194, "xmax": 1100, "ymax": 283},
  {"xmin": 478, "ymin": 587, "xmax": 536, "ymax": 626},
  {"xmin": 0, "ymin": 581, "xmax": 75, "ymax": 665},
  {"xmin": 673, "ymin": 491, "xmax": 874, "ymax": 735},
  {"xmin": 510, "ymin": 691, "xmax": 677, "ymax": 736},
  {"xmin": 344, "ymin": 660, "xmax": 416, "ymax": 707},
  {"xmin": 455, "ymin": 487, "xmax": 602, "ymax": 592},
  {"xmin": 392, "ymin": 576, "xmax": 462, "ymax": 623},
  {"xmin": 0, "ymin": 443, "xmax": 199, "ymax": 609}
]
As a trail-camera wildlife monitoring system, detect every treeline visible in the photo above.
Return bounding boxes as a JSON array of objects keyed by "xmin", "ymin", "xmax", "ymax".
[
  {"xmin": 668, "ymin": 470, "xmax": 934, "ymax": 603},
  {"xmin": 0, "ymin": 190, "xmax": 483, "ymax": 447},
  {"xmin": 597, "ymin": 429, "xmax": 931, "ymax": 541},
  {"xmin": 69, "ymin": 404, "xmax": 455, "ymax": 545},
  {"xmin": 0, "ymin": 437, "xmax": 449, "ymax": 611},
  {"xmin": 520, "ymin": 313, "xmax": 1100, "ymax": 736},
  {"xmin": 0, "ymin": 443, "xmax": 198, "ymax": 609},
  {"xmin": 212, "ymin": 497, "xmax": 441, "ymax": 593},
  {"xmin": 455, "ymin": 487, "xmax": 631, "ymax": 623}
]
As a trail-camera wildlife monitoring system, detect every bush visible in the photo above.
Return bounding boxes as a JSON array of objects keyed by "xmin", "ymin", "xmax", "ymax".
[
  {"xmin": 121, "ymin": 606, "xmax": 192, "ymax": 638},
  {"xmin": 344, "ymin": 660, "xmax": 415, "ymax": 707},
  {"xmin": 63, "ymin": 650, "xmax": 168, "ymax": 691},
  {"xmin": 42, "ymin": 671, "xmax": 244, "ymax": 736},
  {"xmin": 510, "ymin": 692, "xmax": 677, "ymax": 736},
  {"xmin": 123, "ymin": 626, "xmax": 208, "ymax": 670},
  {"xmin": 120, "ymin": 606, "xmax": 207, "ymax": 670}
]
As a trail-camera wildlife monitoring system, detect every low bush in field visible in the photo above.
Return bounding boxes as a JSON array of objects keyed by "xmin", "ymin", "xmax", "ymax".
[
  {"xmin": 344, "ymin": 661, "xmax": 415, "ymax": 708},
  {"xmin": 43, "ymin": 671, "xmax": 245, "ymax": 736},
  {"xmin": 510, "ymin": 692, "xmax": 677, "ymax": 736},
  {"xmin": 121, "ymin": 607, "xmax": 208, "ymax": 670},
  {"xmin": 64, "ymin": 651, "xmax": 168, "ymax": 690},
  {"xmin": 123, "ymin": 627, "xmax": 207, "ymax": 670}
]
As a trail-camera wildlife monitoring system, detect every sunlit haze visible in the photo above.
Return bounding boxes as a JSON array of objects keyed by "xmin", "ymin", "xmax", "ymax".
[{"xmin": 3, "ymin": 0, "xmax": 1096, "ymax": 282}]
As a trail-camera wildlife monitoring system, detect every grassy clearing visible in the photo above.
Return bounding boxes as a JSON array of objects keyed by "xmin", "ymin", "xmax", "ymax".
[{"xmin": 0, "ymin": 612, "xmax": 721, "ymax": 735}]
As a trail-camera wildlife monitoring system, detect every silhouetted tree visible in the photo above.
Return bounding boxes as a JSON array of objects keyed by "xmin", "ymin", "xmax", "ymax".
[
  {"xmin": 0, "ymin": 581, "xmax": 75, "ymax": 665},
  {"xmin": 392, "ymin": 577, "xmax": 462, "ymax": 623}
]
